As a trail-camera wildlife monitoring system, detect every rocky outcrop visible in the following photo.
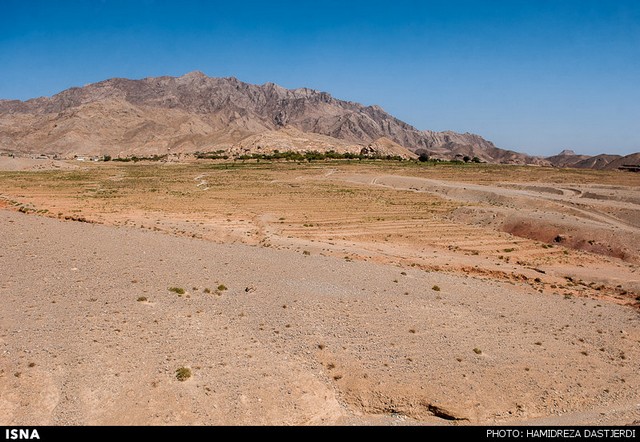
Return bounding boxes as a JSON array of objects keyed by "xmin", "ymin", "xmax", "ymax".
[{"xmin": 360, "ymin": 137, "xmax": 418, "ymax": 160}]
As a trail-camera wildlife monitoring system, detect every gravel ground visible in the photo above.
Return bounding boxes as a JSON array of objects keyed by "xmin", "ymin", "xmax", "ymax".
[{"xmin": 1, "ymin": 209, "xmax": 639, "ymax": 426}]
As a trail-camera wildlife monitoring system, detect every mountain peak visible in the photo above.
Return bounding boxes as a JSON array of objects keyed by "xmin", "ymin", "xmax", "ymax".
[
  {"xmin": 180, "ymin": 71, "xmax": 208, "ymax": 80},
  {"xmin": 262, "ymin": 81, "xmax": 288, "ymax": 93},
  {"xmin": 558, "ymin": 149, "xmax": 577, "ymax": 156}
]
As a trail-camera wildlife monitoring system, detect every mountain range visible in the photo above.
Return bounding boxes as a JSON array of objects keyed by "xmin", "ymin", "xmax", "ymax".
[{"xmin": 0, "ymin": 71, "xmax": 637, "ymax": 168}]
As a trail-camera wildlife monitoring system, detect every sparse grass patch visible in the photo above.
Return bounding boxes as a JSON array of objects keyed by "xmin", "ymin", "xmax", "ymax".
[
  {"xmin": 169, "ymin": 287, "xmax": 185, "ymax": 295},
  {"xmin": 175, "ymin": 367, "xmax": 192, "ymax": 381}
]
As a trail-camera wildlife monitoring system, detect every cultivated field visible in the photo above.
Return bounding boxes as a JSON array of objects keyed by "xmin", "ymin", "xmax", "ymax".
[{"xmin": 1, "ymin": 158, "xmax": 639, "ymax": 425}]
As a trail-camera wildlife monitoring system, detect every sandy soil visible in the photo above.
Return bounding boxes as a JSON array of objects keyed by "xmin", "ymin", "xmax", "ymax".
[
  {"xmin": 1, "ymin": 161, "xmax": 639, "ymax": 426},
  {"xmin": 0, "ymin": 156, "xmax": 79, "ymax": 171}
]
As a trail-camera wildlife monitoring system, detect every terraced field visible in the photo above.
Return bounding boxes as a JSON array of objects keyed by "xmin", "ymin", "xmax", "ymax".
[{"xmin": 1, "ymin": 160, "xmax": 638, "ymax": 307}]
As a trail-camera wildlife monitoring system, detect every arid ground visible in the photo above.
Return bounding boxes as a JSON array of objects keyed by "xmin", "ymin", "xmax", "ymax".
[{"xmin": 1, "ymin": 157, "xmax": 639, "ymax": 426}]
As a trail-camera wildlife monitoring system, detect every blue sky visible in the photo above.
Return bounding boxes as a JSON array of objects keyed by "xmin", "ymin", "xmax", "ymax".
[{"xmin": 1, "ymin": 0, "xmax": 639, "ymax": 156}]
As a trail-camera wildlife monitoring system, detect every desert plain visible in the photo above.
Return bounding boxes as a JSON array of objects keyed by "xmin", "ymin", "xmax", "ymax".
[{"xmin": 0, "ymin": 156, "xmax": 639, "ymax": 426}]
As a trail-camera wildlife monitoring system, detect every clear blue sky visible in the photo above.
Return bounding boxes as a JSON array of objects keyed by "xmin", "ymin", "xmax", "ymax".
[{"xmin": 1, "ymin": 0, "xmax": 639, "ymax": 156}]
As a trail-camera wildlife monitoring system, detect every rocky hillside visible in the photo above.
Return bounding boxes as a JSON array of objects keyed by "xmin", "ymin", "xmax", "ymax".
[
  {"xmin": 546, "ymin": 150, "xmax": 640, "ymax": 171},
  {"xmin": 0, "ymin": 72, "xmax": 545, "ymax": 163},
  {"xmin": 545, "ymin": 150, "xmax": 592, "ymax": 168}
]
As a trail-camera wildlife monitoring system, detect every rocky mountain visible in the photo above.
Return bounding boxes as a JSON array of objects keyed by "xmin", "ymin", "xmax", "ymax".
[
  {"xmin": 545, "ymin": 150, "xmax": 640, "ymax": 170},
  {"xmin": 572, "ymin": 154, "xmax": 622, "ymax": 170},
  {"xmin": 0, "ymin": 71, "xmax": 545, "ymax": 163},
  {"xmin": 604, "ymin": 153, "xmax": 640, "ymax": 171},
  {"xmin": 545, "ymin": 150, "xmax": 593, "ymax": 168}
]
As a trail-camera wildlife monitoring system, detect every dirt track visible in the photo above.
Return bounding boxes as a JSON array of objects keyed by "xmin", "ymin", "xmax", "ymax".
[{"xmin": 1, "ymin": 161, "xmax": 639, "ymax": 426}]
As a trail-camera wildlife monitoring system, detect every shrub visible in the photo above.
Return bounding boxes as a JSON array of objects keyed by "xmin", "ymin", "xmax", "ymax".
[
  {"xmin": 175, "ymin": 367, "xmax": 192, "ymax": 381},
  {"xmin": 432, "ymin": 285, "xmax": 441, "ymax": 292},
  {"xmin": 169, "ymin": 287, "xmax": 185, "ymax": 295}
]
